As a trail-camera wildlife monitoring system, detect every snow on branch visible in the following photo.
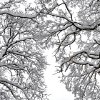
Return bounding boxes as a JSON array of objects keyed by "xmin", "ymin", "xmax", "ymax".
[{"xmin": 0, "ymin": 10, "xmax": 40, "ymax": 19}]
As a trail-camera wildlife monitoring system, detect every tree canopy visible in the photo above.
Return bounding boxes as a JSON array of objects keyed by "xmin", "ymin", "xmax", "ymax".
[
  {"xmin": 1, "ymin": 0, "xmax": 100, "ymax": 100},
  {"xmin": 0, "ymin": 0, "xmax": 47, "ymax": 100},
  {"xmin": 37, "ymin": 0, "xmax": 100, "ymax": 100}
]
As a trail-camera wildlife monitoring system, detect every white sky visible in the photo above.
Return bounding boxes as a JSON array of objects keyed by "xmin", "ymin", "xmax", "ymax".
[{"xmin": 44, "ymin": 48, "xmax": 74, "ymax": 100}]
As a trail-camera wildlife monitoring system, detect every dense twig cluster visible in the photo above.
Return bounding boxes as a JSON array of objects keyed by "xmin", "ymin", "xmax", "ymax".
[{"xmin": 0, "ymin": 0, "xmax": 47, "ymax": 100}]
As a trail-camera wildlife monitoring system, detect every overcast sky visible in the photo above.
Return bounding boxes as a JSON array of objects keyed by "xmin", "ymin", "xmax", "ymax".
[{"xmin": 44, "ymin": 48, "xmax": 74, "ymax": 100}]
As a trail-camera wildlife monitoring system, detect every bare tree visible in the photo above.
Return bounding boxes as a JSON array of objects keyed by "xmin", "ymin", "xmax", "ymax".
[
  {"xmin": 0, "ymin": 0, "xmax": 48, "ymax": 100},
  {"xmin": 2, "ymin": 0, "xmax": 100, "ymax": 100},
  {"xmin": 36, "ymin": 0, "xmax": 100, "ymax": 100}
]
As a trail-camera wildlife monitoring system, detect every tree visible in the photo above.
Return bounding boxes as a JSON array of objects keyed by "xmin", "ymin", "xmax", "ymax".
[
  {"xmin": 0, "ymin": 0, "xmax": 47, "ymax": 100},
  {"xmin": 36, "ymin": 0, "xmax": 100, "ymax": 100}
]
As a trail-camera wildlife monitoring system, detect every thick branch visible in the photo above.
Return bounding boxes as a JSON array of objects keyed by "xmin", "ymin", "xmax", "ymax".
[
  {"xmin": 0, "ymin": 10, "xmax": 40, "ymax": 19},
  {"xmin": 0, "ymin": 78, "xmax": 31, "ymax": 100}
]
